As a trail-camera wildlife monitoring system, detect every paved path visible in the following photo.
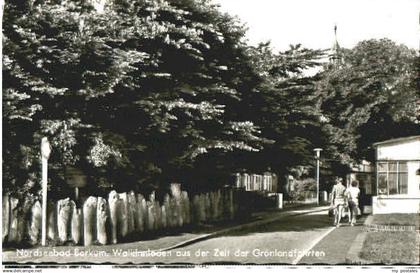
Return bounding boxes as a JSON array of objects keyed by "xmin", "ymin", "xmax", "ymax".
[
  {"xmin": 3, "ymin": 207, "xmax": 334, "ymax": 264},
  {"xmin": 171, "ymin": 210, "xmax": 334, "ymax": 264},
  {"xmin": 299, "ymin": 216, "xmax": 366, "ymax": 264}
]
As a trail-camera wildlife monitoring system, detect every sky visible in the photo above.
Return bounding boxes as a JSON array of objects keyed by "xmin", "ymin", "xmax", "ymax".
[{"xmin": 213, "ymin": 0, "xmax": 419, "ymax": 51}]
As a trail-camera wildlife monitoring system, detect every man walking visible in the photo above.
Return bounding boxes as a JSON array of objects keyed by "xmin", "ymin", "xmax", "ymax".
[{"xmin": 346, "ymin": 180, "xmax": 360, "ymax": 226}]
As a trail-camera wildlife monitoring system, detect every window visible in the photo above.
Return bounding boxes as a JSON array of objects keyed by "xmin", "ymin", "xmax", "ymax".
[{"xmin": 376, "ymin": 161, "xmax": 408, "ymax": 195}]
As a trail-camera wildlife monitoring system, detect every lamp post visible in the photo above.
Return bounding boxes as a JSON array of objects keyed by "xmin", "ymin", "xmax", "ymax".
[
  {"xmin": 314, "ymin": 148, "xmax": 322, "ymax": 205},
  {"xmin": 41, "ymin": 137, "xmax": 51, "ymax": 246}
]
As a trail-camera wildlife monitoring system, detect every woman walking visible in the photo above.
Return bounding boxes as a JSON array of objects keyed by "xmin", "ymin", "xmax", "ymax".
[{"xmin": 330, "ymin": 177, "xmax": 346, "ymax": 227}]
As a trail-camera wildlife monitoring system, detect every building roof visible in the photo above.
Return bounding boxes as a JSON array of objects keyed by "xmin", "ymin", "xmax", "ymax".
[{"xmin": 372, "ymin": 135, "xmax": 420, "ymax": 147}]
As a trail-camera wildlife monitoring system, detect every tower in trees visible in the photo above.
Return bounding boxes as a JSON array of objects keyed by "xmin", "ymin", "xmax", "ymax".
[{"xmin": 329, "ymin": 24, "xmax": 343, "ymax": 66}]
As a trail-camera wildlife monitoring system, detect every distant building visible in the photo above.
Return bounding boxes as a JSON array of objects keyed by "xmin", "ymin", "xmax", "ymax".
[
  {"xmin": 234, "ymin": 172, "xmax": 277, "ymax": 193},
  {"xmin": 372, "ymin": 136, "xmax": 420, "ymax": 214}
]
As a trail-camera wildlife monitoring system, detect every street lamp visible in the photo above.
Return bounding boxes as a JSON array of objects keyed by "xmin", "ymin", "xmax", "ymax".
[
  {"xmin": 314, "ymin": 148, "xmax": 322, "ymax": 205},
  {"xmin": 41, "ymin": 137, "xmax": 51, "ymax": 246}
]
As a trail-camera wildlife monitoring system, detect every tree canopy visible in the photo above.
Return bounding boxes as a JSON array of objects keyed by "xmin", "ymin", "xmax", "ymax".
[
  {"xmin": 319, "ymin": 38, "xmax": 419, "ymax": 164},
  {"xmin": 4, "ymin": 0, "xmax": 280, "ymax": 196},
  {"xmin": 3, "ymin": 0, "xmax": 419, "ymax": 198}
]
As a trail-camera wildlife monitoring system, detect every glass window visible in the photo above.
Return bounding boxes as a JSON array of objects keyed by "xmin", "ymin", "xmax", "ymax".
[
  {"xmin": 377, "ymin": 162, "xmax": 388, "ymax": 172},
  {"xmin": 377, "ymin": 174, "xmax": 387, "ymax": 195},
  {"xmin": 398, "ymin": 173, "xmax": 408, "ymax": 194},
  {"xmin": 388, "ymin": 173, "xmax": 398, "ymax": 194},
  {"xmin": 389, "ymin": 163, "xmax": 398, "ymax": 172},
  {"xmin": 376, "ymin": 161, "xmax": 409, "ymax": 195},
  {"xmin": 399, "ymin": 162, "xmax": 408, "ymax": 172}
]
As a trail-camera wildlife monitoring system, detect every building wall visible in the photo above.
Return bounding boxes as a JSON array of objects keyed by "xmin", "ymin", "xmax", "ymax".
[
  {"xmin": 376, "ymin": 138, "xmax": 420, "ymax": 161},
  {"xmin": 372, "ymin": 137, "xmax": 420, "ymax": 214},
  {"xmin": 373, "ymin": 196, "xmax": 420, "ymax": 214},
  {"xmin": 376, "ymin": 138, "xmax": 420, "ymax": 196},
  {"xmin": 408, "ymin": 161, "xmax": 420, "ymax": 195}
]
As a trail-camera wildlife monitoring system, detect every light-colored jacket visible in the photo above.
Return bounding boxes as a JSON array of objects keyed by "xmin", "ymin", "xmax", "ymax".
[{"xmin": 346, "ymin": 186, "xmax": 360, "ymax": 204}]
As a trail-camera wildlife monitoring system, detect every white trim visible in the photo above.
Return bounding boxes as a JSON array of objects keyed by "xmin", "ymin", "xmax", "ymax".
[{"xmin": 372, "ymin": 135, "xmax": 420, "ymax": 146}]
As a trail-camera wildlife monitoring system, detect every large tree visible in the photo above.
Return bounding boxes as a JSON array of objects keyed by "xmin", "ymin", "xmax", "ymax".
[
  {"xmin": 3, "ymin": 0, "xmax": 266, "ymax": 196},
  {"xmin": 238, "ymin": 43, "xmax": 326, "ymax": 174},
  {"xmin": 319, "ymin": 38, "xmax": 419, "ymax": 164}
]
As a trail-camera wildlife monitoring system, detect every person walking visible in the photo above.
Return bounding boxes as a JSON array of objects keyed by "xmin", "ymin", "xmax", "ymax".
[
  {"xmin": 330, "ymin": 177, "xmax": 346, "ymax": 227},
  {"xmin": 346, "ymin": 180, "xmax": 360, "ymax": 226}
]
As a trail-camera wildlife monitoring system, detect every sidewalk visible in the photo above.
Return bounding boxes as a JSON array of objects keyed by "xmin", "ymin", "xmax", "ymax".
[
  {"xmin": 298, "ymin": 216, "xmax": 367, "ymax": 264},
  {"xmin": 3, "ymin": 204, "xmax": 328, "ymax": 263},
  {"xmin": 168, "ymin": 204, "xmax": 330, "ymax": 250}
]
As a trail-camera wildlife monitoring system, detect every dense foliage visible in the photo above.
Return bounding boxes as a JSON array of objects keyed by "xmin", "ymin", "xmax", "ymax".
[
  {"xmin": 4, "ymin": 0, "xmax": 268, "ymax": 197},
  {"xmin": 319, "ymin": 39, "xmax": 419, "ymax": 164},
  {"xmin": 3, "ymin": 0, "xmax": 418, "ymax": 199}
]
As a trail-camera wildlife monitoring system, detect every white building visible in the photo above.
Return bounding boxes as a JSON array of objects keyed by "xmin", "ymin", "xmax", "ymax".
[{"xmin": 372, "ymin": 136, "xmax": 420, "ymax": 214}]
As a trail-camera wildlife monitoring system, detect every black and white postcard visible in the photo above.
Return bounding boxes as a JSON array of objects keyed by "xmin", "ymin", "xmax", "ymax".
[{"xmin": 2, "ymin": 0, "xmax": 419, "ymax": 272}]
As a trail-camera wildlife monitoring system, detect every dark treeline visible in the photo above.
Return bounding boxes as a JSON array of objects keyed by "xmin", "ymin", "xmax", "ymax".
[{"xmin": 3, "ymin": 0, "xmax": 419, "ymax": 199}]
